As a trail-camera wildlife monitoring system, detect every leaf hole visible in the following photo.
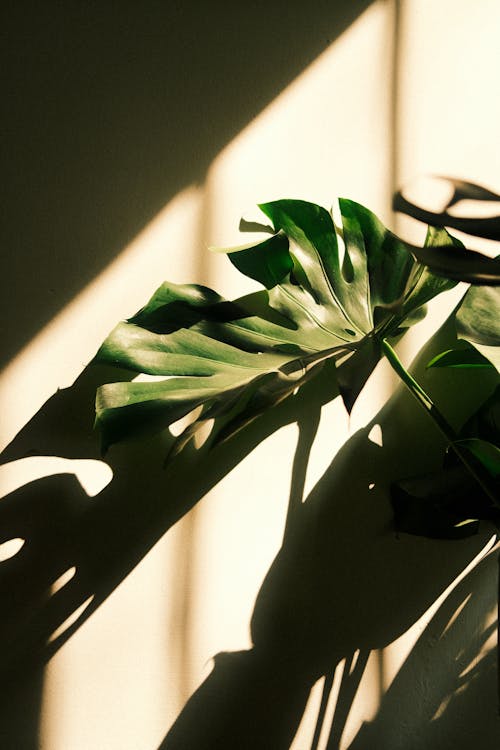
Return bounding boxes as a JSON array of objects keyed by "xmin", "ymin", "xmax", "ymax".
[
  {"xmin": 431, "ymin": 695, "xmax": 453, "ymax": 721},
  {"xmin": 0, "ymin": 537, "xmax": 25, "ymax": 562},
  {"xmin": 331, "ymin": 199, "xmax": 346, "ymax": 262},
  {"xmin": 169, "ymin": 405, "xmax": 204, "ymax": 437},
  {"xmin": 194, "ymin": 419, "xmax": 215, "ymax": 449},
  {"xmin": 348, "ymin": 649, "xmax": 361, "ymax": 675},
  {"xmin": 368, "ymin": 424, "xmax": 383, "ymax": 447},
  {"xmin": 448, "ymin": 199, "xmax": 499, "ymax": 220},
  {"xmin": 48, "ymin": 595, "xmax": 95, "ymax": 644},
  {"xmin": 0, "ymin": 457, "xmax": 112, "ymax": 501},
  {"xmin": 344, "ymin": 328, "xmax": 356, "ymax": 336},
  {"xmin": 52, "ymin": 566, "xmax": 77, "ymax": 594},
  {"xmin": 401, "ymin": 176, "xmax": 454, "ymax": 212},
  {"xmin": 368, "ymin": 482, "xmax": 375, "ymax": 490},
  {"xmin": 442, "ymin": 594, "xmax": 472, "ymax": 637}
]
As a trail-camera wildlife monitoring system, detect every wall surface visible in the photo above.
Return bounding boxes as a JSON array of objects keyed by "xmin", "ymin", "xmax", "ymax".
[{"xmin": 1, "ymin": 2, "xmax": 499, "ymax": 749}]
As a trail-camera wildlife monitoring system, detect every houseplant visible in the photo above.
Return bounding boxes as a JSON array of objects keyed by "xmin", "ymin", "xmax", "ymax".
[
  {"xmin": 94, "ymin": 190, "xmax": 499, "ymax": 535},
  {"xmin": 1, "ymin": 183, "xmax": 498, "ymax": 748},
  {"xmin": 93, "ymin": 188, "xmax": 499, "ymax": 746}
]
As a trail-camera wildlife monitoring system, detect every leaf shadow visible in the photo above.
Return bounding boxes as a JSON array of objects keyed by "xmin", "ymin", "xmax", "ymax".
[
  {"xmin": 0, "ymin": 357, "xmax": 337, "ymax": 723},
  {"xmin": 159, "ymin": 317, "xmax": 499, "ymax": 749},
  {"xmin": 346, "ymin": 546, "xmax": 499, "ymax": 750},
  {"xmin": 0, "ymin": 316, "xmax": 497, "ymax": 747}
]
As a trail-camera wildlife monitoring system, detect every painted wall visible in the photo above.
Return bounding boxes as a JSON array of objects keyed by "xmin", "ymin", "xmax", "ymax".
[{"xmin": 1, "ymin": 2, "xmax": 499, "ymax": 748}]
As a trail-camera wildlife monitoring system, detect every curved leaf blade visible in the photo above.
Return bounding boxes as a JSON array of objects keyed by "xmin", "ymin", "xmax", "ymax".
[
  {"xmin": 214, "ymin": 232, "xmax": 293, "ymax": 289},
  {"xmin": 427, "ymin": 347, "xmax": 494, "ymax": 369},
  {"xmin": 95, "ymin": 199, "xmax": 463, "ymax": 456},
  {"xmin": 454, "ymin": 438, "xmax": 500, "ymax": 478},
  {"xmin": 455, "ymin": 285, "xmax": 500, "ymax": 371}
]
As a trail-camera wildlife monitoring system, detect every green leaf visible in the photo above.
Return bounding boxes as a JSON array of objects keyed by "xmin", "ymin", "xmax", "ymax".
[
  {"xmin": 459, "ymin": 385, "xmax": 500, "ymax": 447},
  {"xmin": 94, "ymin": 199, "xmax": 460, "ymax": 456},
  {"xmin": 391, "ymin": 391, "xmax": 500, "ymax": 540},
  {"xmin": 454, "ymin": 438, "xmax": 500, "ymax": 478},
  {"xmin": 455, "ymin": 285, "xmax": 500, "ymax": 371},
  {"xmin": 427, "ymin": 346, "xmax": 494, "ymax": 369},
  {"xmin": 391, "ymin": 465, "xmax": 485, "ymax": 540},
  {"xmin": 383, "ymin": 339, "xmax": 500, "ymax": 509},
  {"xmin": 212, "ymin": 231, "xmax": 293, "ymax": 289}
]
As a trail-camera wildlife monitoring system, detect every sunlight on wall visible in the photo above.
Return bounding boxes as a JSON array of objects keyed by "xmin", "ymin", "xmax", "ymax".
[
  {"xmin": 39, "ymin": 529, "xmax": 190, "ymax": 750},
  {"xmin": 3, "ymin": 0, "xmax": 499, "ymax": 748},
  {"xmin": 0, "ymin": 186, "xmax": 203, "ymax": 454},
  {"xmin": 0, "ymin": 456, "xmax": 112, "ymax": 500},
  {"xmin": 397, "ymin": 0, "xmax": 500, "ymax": 195},
  {"xmin": 27, "ymin": 4, "xmax": 397, "ymax": 747},
  {"xmin": 383, "ymin": 535, "xmax": 498, "ymax": 692},
  {"xmin": 0, "ymin": 186, "xmax": 204, "ymax": 750},
  {"xmin": 182, "ymin": 7, "xmax": 397, "ymax": 747},
  {"xmin": 206, "ymin": 0, "xmax": 394, "ymax": 264},
  {"xmin": 377, "ymin": 0, "xmax": 500, "ymax": 735}
]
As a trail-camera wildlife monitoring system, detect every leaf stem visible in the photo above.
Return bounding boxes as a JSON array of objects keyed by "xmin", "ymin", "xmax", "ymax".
[{"xmin": 382, "ymin": 338, "xmax": 500, "ymax": 509}]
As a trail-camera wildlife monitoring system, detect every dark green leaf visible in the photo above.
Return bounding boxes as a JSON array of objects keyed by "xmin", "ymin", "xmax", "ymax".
[
  {"xmin": 459, "ymin": 385, "xmax": 500, "ymax": 447},
  {"xmin": 238, "ymin": 217, "xmax": 275, "ymax": 235},
  {"xmin": 427, "ymin": 346, "xmax": 494, "ymax": 369},
  {"xmin": 222, "ymin": 232, "xmax": 293, "ymax": 289},
  {"xmin": 391, "ymin": 465, "xmax": 493, "ymax": 540},
  {"xmin": 94, "ymin": 199, "xmax": 460, "ymax": 456},
  {"xmin": 454, "ymin": 438, "xmax": 500, "ymax": 478},
  {"xmin": 391, "ymin": 386, "xmax": 500, "ymax": 540},
  {"xmin": 455, "ymin": 285, "xmax": 500, "ymax": 371}
]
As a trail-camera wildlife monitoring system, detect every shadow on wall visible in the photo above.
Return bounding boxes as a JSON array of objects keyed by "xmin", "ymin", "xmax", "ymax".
[
  {"xmin": 348, "ymin": 552, "xmax": 498, "ymax": 750},
  {"xmin": 0, "ymin": 0, "xmax": 373, "ymax": 368},
  {"xmin": 1, "ymin": 3, "xmax": 377, "ymax": 746},
  {"xmin": 158, "ymin": 318, "xmax": 499, "ymax": 749},
  {"xmin": 0, "ymin": 308, "xmax": 498, "ymax": 747}
]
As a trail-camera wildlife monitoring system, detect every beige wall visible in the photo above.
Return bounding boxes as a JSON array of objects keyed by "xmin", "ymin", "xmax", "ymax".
[{"xmin": 1, "ymin": 2, "xmax": 499, "ymax": 748}]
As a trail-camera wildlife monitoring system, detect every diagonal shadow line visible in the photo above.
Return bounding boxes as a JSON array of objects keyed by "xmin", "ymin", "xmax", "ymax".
[
  {"xmin": 284, "ymin": 409, "xmax": 322, "ymax": 545},
  {"xmin": 311, "ymin": 669, "xmax": 335, "ymax": 750},
  {"xmin": 0, "ymin": 4, "xmax": 427, "ymax": 744},
  {"xmin": 0, "ymin": 2, "xmax": 376, "ymax": 716},
  {"xmin": 346, "ymin": 545, "xmax": 499, "ymax": 750},
  {"xmin": 0, "ymin": 359, "xmax": 339, "ymax": 685},
  {"xmin": 325, "ymin": 650, "xmax": 370, "ymax": 750},
  {"xmin": 1, "ymin": 0, "xmax": 374, "ymax": 368},
  {"xmin": 154, "ymin": 316, "xmax": 499, "ymax": 749}
]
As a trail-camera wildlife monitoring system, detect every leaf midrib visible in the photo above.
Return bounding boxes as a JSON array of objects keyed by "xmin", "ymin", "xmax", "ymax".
[{"xmin": 277, "ymin": 281, "xmax": 363, "ymax": 344}]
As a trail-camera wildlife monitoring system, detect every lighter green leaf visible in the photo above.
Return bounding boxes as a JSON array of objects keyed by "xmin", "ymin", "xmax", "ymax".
[
  {"xmin": 211, "ymin": 232, "xmax": 292, "ymax": 289},
  {"xmin": 454, "ymin": 438, "xmax": 500, "ymax": 478},
  {"xmin": 455, "ymin": 285, "xmax": 500, "ymax": 371},
  {"xmin": 95, "ymin": 199, "xmax": 461, "ymax": 456}
]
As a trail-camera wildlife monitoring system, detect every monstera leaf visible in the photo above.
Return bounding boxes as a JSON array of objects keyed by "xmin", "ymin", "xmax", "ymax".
[
  {"xmin": 391, "ymin": 386, "xmax": 500, "ymax": 539},
  {"xmin": 94, "ymin": 199, "xmax": 459, "ymax": 456},
  {"xmin": 455, "ymin": 285, "xmax": 500, "ymax": 371},
  {"xmin": 428, "ymin": 284, "xmax": 500, "ymax": 372}
]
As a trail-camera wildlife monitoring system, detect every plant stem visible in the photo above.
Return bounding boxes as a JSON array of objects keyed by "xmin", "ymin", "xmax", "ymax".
[{"xmin": 382, "ymin": 338, "xmax": 500, "ymax": 509}]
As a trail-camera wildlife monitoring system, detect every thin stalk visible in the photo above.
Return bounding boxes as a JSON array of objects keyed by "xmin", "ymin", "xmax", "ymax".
[{"xmin": 382, "ymin": 338, "xmax": 499, "ymax": 509}]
